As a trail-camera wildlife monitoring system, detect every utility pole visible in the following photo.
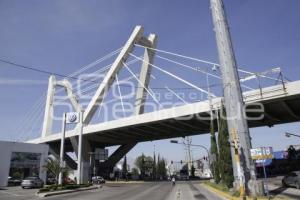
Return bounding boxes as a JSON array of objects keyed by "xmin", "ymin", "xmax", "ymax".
[
  {"xmin": 77, "ymin": 111, "xmax": 84, "ymax": 184},
  {"xmin": 184, "ymin": 137, "xmax": 192, "ymax": 177},
  {"xmin": 210, "ymin": 0, "xmax": 261, "ymax": 197},
  {"xmin": 58, "ymin": 113, "xmax": 66, "ymax": 185}
]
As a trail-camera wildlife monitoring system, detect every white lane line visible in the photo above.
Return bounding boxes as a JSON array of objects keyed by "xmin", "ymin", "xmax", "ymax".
[
  {"xmin": 176, "ymin": 188, "xmax": 182, "ymax": 200},
  {"xmin": 0, "ymin": 190, "xmax": 23, "ymax": 197}
]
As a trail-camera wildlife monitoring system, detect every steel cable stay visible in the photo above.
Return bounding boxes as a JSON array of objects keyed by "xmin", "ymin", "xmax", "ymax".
[
  {"xmin": 27, "ymin": 104, "xmax": 46, "ymax": 141},
  {"xmin": 16, "ymin": 95, "xmax": 46, "ymax": 141},
  {"xmin": 155, "ymin": 54, "xmax": 254, "ymax": 91},
  {"xmin": 129, "ymin": 53, "xmax": 216, "ymax": 98},
  {"xmin": 115, "ymin": 74, "xmax": 126, "ymax": 117},
  {"xmin": 123, "ymin": 62, "xmax": 162, "ymax": 108},
  {"xmin": 164, "ymin": 86, "xmax": 188, "ymax": 104},
  {"xmin": 14, "ymin": 47, "xmax": 123, "ymax": 139},
  {"xmin": 134, "ymin": 44, "xmax": 284, "ymax": 83},
  {"xmin": 72, "ymin": 57, "xmax": 142, "ymax": 95}
]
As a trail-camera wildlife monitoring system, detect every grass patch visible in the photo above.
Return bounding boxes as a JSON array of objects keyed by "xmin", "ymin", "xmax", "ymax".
[
  {"xmin": 205, "ymin": 181, "xmax": 230, "ymax": 192},
  {"xmin": 38, "ymin": 183, "xmax": 93, "ymax": 193},
  {"xmin": 203, "ymin": 181, "xmax": 287, "ymax": 200}
]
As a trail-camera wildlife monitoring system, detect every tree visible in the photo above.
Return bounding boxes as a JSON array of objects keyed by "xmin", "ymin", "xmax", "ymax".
[
  {"xmin": 43, "ymin": 157, "xmax": 67, "ymax": 185},
  {"xmin": 131, "ymin": 168, "xmax": 139, "ymax": 176},
  {"xmin": 134, "ymin": 154, "xmax": 153, "ymax": 178},
  {"xmin": 210, "ymin": 112, "xmax": 221, "ymax": 183},
  {"xmin": 156, "ymin": 155, "xmax": 167, "ymax": 179},
  {"xmin": 218, "ymin": 105, "xmax": 234, "ymax": 188},
  {"xmin": 181, "ymin": 163, "xmax": 188, "ymax": 171},
  {"xmin": 191, "ymin": 164, "xmax": 196, "ymax": 178},
  {"xmin": 288, "ymin": 145, "xmax": 297, "ymax": 160},
  {"xmin": 153, "ymin": 151, "xmax": 157, "ymax": 180},
  {"xmin": 122, "ymin": 155, "xmax": 128, "ymax": 180}
]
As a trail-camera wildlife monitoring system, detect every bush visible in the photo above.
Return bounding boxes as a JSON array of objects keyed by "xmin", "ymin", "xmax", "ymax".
[
  {"xmin": 39, "ymin": 188, "xmax": 50, "ymax": 193},
  {"xmin": 62, "ymin": 184, "xmax": 80, "ymax": 190},
  {"xmin": 206, "ymin": 181, "xmax": 229, "ymax": 192},
  {"xmin": 39, "ymin": 183, "xmax": 91, "ymax": 193},
  {"xmin": 79, "ymin": 183, "xmax": 92, "ymax": 188},
  {"xmin": 45, "ymin": 184, "xmax": 59, "ymax": 191}
]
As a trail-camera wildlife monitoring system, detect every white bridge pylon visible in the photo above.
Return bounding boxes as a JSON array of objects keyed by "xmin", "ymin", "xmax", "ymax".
[{"xmin": 42, "ymin": 26, "xmax": 159, "ymax": 138}]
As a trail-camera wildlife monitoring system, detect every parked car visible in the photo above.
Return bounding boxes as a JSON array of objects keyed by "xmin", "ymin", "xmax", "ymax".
[
  {"xmin": 46, "ymin": 177, "xmax": 56, "ymax": 185},
  {"xmin": 21, "ymin": 177, "xmax": 44, "ymax": 189},
  {"xmin": 91, "ymin": 176, "xmax": 105, "ymax": 184},
  {"xmin": 8, "ymin": 177, "xmax": 22, "ymax": 186},
  {"xmin": 282, "ymin": 171, "xmax": 300, "ymax": 189}
]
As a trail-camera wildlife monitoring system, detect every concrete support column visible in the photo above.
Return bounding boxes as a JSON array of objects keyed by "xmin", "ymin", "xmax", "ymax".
[
  {"xmin": 210, "ymin": 0, "xmax": 261, "ymax": 196},
  {"xmin": 70, "ymin": 136, "xmax": 91, "ymax": 183},
  {"xmin": 135, "ymin": 34, "xmax": 157, "ymax": 114},
  {"xmin": 42, "ymin": 75, "xmax": 56, "ymax": 138}
]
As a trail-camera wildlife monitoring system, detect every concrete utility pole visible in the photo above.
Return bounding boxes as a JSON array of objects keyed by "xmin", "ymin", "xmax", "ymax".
[
  {"xmin": 210, "ymin": 0, "xmax": 262, "ymax": 196},
  {"xmin": 58, "ymin": 113, "xmax": 66, "ymax": 185},
  {"xmin": 186, "ymin": 137, "xmax": 192, "ymax": 177},
  {"xmin": 77, "ymin": 111, "xmax": 84, "ymax": 184}
]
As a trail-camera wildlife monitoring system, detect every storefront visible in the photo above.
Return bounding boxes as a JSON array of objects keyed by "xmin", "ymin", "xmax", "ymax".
[{"xmin": 0, "ymin": 141, "xmax": 48, "ymax": 187}]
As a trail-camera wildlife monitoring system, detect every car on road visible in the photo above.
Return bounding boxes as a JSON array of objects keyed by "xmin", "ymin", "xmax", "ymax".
[
  {"xmin": 282, "ymin": 171, "xmax": 300, "ymax": 189},
  {"xmin": 21, "ymin": 176, "xmax": 44, "ymax": 189},
  {"xmin": 8, "ymin": 176, "xmax": 22, "ymax": 186},
  {"xmin": 92, "ymin": 176, "xmax": 105, "ymax": 184}
]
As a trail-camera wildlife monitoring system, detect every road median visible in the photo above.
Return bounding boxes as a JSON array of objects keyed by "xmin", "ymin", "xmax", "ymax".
[{"xmin": 37, "ymin": 185, "xmax": 100, "ymax": 197}]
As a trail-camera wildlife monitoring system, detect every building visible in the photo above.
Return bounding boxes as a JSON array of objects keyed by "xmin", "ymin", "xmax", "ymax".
[
  {"xmin": 0, "ymin": 141, "xmax": 49, "ymax": 187},
  {"xmin": 255, "ymin": 145, "xmax": 300, "ymax": 177}
]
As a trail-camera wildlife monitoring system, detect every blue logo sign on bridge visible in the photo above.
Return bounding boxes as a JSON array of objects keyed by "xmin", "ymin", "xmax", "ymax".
[{"xmin": 66, "ymin": 112, "xmax": 80, "ymax": 124}]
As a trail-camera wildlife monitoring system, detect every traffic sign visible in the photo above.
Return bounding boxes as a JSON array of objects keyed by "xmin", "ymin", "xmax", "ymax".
[{"xmin": 251, "ymin": 147, "xmax": 274, "ymax": 160}]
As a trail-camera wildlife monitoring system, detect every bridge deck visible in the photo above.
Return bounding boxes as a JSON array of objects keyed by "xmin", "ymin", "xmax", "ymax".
[{"xmin": 28, "ymin": 81, "xmax": 300, "ymax": 147}]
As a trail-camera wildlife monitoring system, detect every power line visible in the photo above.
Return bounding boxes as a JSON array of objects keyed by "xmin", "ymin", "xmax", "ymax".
[
  {"xmin": 0, "ymin": 57, "xmax": 222, "ymax": 91},
  {"xmin": 0, "ymin": 58, "xmax": 100, "ymax": 83}
]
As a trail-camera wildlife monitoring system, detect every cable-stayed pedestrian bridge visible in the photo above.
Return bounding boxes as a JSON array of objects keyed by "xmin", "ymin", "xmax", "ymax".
[
  {"xmin": 22, "ymin": 26, "xmax": 299, "ymax": 176},
  {"xmin": 29, "ymin": 80, "xmax": 300, "ymax": 146}
]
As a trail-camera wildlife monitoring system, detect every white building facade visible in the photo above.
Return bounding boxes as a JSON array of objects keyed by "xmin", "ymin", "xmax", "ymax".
[{"xmin": 0, "ymin": 141, "xmax": 49, "ymax": 187}]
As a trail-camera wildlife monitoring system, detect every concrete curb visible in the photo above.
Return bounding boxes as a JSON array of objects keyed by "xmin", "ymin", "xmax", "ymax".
[
  {"xmin": 37, "ymin": 186, "xmax": 100, "ymax": 197},
  {"xmin": 201, "ymin": 183, "xmax": 288, "ymax": 200},
  {"xmin": 105, "ymin": 181, "xmax": 146, "ymax": 184},
  {"xmin": 201, "ymin": 183, "xmax": 232, "ymax": 200}
]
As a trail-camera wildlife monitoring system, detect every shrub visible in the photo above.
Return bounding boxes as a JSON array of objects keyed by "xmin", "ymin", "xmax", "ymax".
[
  {"xmin": 39, "ymin": 188, "xmax": 50, "ymax": 193},
  {"xmin": 62, "ymin": 184, "xmax": 80, "ymax": 190}
]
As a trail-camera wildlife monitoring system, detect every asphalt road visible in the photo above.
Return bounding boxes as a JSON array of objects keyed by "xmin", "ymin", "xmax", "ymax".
[
  {"xmin": 0, "ymin": 181, "xmax": 224, "ymax": 200},
  {"xmin": 266, "ymin": 176, "xmax": 300, "ymax": 200}
]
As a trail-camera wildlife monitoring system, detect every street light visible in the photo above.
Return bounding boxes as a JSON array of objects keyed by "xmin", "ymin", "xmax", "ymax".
[
  {"xmin": 285, "ymin": 132, "xmax": 300, "ymax": 138},
  {"xmin": 170, "ymin": 140, "xmax": 210, "ymax": 166}
]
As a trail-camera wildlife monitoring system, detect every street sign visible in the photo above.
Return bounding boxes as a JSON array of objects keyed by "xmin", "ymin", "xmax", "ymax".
[
  {"xmin": 95, "ymin": 148, "xmax": 108, "ymax": 161},
  {"xmin": 251, "ymin": 147, "xmax": 274, "ymax": 160},
  {"xmin": 66, "ymin": 112, "xmax": 80, "ymax": 124}
]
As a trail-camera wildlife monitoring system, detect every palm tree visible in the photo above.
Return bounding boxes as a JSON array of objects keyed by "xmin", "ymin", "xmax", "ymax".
[{"xmin": 43, "ymin": 157, "xmax": 67, "ymax": 185}]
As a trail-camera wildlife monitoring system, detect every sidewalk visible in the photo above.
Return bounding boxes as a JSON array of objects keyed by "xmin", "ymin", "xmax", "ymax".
[{"xmin": 201, "ymin": 183, "xmax": 288, "ymax": 200}]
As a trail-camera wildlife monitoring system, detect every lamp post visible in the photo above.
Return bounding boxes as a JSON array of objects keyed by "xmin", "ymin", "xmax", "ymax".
[
  {"xmin": 170, "ymin": 140, "xmax": 210, "ymax": 167},
  {"xmin": 285, "ymin": 132, "xmax": 300, "ymax": 138}
]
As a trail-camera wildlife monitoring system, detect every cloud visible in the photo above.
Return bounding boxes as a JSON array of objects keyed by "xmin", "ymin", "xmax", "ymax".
[{"xmin": 0, "ymin": 79, "xmax": 47, "ymax": 85}]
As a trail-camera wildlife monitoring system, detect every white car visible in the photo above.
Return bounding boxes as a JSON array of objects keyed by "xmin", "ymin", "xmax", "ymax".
[
  {"xmin": 91, "ymin": 176, "xmax": 105, "ymax": 184},
  {"xmin": 21, "ymin": 177, "xmax": 44, "ymax": 189}
]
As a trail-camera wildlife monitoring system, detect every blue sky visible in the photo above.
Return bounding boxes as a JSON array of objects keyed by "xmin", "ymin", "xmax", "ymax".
[{"xmin": 0, "ymin": 0, "xmax": 300, "ymax": 163}]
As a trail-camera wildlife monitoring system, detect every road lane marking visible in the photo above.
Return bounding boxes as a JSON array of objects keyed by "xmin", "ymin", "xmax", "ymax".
[
  {"xmin": 0, "ymin": 190, "xmax": 23, "ymax": 197},
  {"xmin": 176, "ymin": 188, "xmax": 181, "ymax": 200}
]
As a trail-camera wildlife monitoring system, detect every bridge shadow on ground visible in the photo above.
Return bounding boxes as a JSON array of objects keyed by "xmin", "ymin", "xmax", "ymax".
[{"xmin": 269, "ymin": 186, "xmax": 300, "ymax": 199}]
